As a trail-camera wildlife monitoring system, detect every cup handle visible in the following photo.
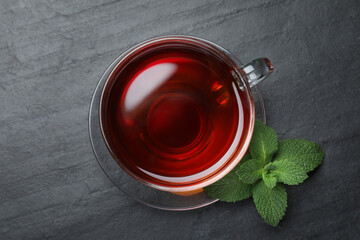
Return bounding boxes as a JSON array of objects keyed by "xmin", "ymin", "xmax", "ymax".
[{"xmin": 241, "ymin": 58, "xmax": 274, "ymax": 88}]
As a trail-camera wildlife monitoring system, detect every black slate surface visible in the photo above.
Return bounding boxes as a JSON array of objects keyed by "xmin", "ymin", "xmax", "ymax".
[{"xmin": 1, "ymin": 0, "xmax": 359, "ymax": 239}]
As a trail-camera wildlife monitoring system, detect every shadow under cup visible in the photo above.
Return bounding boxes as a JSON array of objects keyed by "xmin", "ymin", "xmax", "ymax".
[{"xmin": 99, "ymin": 36, "xmax": 255, "ymax": 192}]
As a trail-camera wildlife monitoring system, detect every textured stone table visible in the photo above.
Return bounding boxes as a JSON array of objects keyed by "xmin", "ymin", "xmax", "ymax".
[{"xmin": 1, "ymin": 0, "xmax": 359, "ymax": 239}]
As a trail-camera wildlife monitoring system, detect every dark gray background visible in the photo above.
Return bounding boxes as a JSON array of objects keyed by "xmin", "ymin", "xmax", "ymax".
[{"xmin": 1, "ymin": 0, "xmax": 359, "ymax": 239}]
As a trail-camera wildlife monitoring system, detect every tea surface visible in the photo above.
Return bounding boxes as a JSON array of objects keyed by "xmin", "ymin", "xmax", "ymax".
[{"xmin": 103, "ymin": 45, "xmax": 250, "ymax": 186}]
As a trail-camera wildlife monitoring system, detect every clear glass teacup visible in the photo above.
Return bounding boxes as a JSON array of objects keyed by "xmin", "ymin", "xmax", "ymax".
[{"xmin": 99, "ymin": 36, "xmax": 273, "ymax": 193}]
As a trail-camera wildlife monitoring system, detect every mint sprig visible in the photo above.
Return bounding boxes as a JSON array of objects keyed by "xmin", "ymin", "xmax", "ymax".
[{"xmin": 204, "ymin": 120, "xmax": 324, "ymax": 226}]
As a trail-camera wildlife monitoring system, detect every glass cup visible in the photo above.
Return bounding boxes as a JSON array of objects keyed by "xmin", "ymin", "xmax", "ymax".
[{"xmin": 99, "ymin": 35, "xmax": 273, "ymax": 193}]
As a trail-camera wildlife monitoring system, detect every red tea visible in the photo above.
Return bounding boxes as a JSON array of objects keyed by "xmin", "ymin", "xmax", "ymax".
[{"xmin": 101, "ymin": 42, "xmax": 251, "ymax": 187}]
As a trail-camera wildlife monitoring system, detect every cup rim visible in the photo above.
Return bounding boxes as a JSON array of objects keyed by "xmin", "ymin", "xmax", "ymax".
[{"xmin": 99, "ymin": 35, "xmax": 255, "ymax": 192}]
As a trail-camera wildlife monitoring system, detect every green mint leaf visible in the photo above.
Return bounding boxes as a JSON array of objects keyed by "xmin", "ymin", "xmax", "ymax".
[
  {"xmin": 236, "ymin": 158, "xmax": 263, "ymax": 184},
  {"xmin": 252, "ymin": 181, "xmax": 287, "ymax": 227},
  {"xmin": 273, "ymin": 139, "xmax": 324, "ymax": 173},
  {"xmin": 204, "ymin": 156, "xmax": 252, "ymax": 202},
  {"xmin": 250, "ymin": 120, "xmax": 278, "ymax": 164},
  {"xmin": 271, "ymin": 160, "xmax": 308, "ymax": 185},
  {"xmin": 239, "ymin": 153, "xmax": 252, "ymax": 164},
  {"xmin": 262, "ymin": 171, "xmax": 277, "ymax": 188}
]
